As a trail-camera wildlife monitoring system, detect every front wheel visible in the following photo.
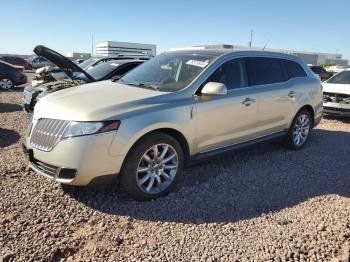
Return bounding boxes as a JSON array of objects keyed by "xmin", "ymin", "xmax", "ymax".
[
  {"xmin": 284, "ymin": 110, "xmax": 312, "ymax": 150},
  {"xmin": 120, "ymin": 132, "xmax": 184, "ymax": 200}
]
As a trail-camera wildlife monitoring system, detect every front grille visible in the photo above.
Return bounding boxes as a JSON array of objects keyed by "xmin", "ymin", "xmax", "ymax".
[
  {"xmin": 30, "ymin": 157, "xmax": 58, "ymax": 178},
  {"xmin": 323, "ymin": 92, "xmax": 350, "ymax": 104},
  {"xmin": 30, "ymin": 118, "xmax": 70, "ymax": 151}
]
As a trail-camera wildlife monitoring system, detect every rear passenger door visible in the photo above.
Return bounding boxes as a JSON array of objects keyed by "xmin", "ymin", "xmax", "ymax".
[{"xmin": 245, "ymin": 57, "xmax": 297, "ymax": 135}]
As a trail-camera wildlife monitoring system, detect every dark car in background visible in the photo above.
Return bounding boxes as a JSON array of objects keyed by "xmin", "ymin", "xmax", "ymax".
[
  {"xmin": 23, "ymin": 45, "xmax": 146, "ymax": 113},
  {"xmin": 310, "ymin": 66, "xmax": 333, "ymax": 81},
  {"xmin": 0, "ymin": 56, "xmax": 31, "ymax": 69},
  {"xmin": 27, "ymin": 56, "xmax": 53, "ymax": 69},
  {"xmin": 0, "ymin": 60, "xmax": 27, "ymax": 90}
]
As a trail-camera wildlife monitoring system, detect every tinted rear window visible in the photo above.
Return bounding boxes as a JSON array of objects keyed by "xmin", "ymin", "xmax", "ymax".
[
  {"xmin": 284, "ymin": 60, "xmax": 307, "ymax": 78},
  {"xmin": 246, "ymin": 57, "xmax": 286, "ymax": 86}
]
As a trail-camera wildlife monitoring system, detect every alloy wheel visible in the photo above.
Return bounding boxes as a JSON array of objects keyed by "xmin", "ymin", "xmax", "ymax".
[
  {"xmin": 0, "ymin": 78, "xmax": 13, "ymax": 90},
  {"xmin": 136, "ymin": 143, "xmax": 178, "ymax": 194},
  {"xmin": 292, "ymin": 113, "xmax": 310, "ymax": 146}
]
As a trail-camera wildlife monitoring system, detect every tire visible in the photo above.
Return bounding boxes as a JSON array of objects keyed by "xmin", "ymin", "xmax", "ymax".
[
  {"xmin": 120, "ymin": 132, "xmax": 184, "ymax": 201},
  {"xmin": 0, "ymin": 78, "xmax": 14, "ymax": 90},
  {"xmin": 284, "ymin": 109, "xmax": 312, "ymax": 150}
]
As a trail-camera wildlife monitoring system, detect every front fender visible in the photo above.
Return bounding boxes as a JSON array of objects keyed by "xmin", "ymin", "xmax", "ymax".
[{"xmin": 108, "ymin": 106, "xmax": 195, "ymax": 158}]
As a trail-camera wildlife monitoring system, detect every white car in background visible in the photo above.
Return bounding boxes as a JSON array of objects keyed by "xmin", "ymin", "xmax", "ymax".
[
  {"xmin": 27, "ymin": 56, "xmax": 53, "ymax": 69},
  {"xmin": 323, "ymin": 69, "xmax": 350, "ymax": 116},
  {"xmin": 327, "ymin": 65, "xmax": 346, "ymax": 74}
]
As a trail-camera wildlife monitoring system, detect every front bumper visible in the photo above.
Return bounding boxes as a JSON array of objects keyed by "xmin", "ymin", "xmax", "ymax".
[
  {"xmin": 23, "ymin": 132, "xmax": 125, "ymax": 186},
  {"xmin": 323, "ymin": 102, "xmax": 350, "ymax": 117}
]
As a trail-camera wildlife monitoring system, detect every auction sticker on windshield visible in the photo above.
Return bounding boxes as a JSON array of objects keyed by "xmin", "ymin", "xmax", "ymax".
[{"xmin": 186, "ymin": 60, "xmax": 209, "ymax": 68}]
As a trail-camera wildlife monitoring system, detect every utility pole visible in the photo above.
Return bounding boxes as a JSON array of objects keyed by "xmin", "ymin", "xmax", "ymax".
[
  {"xmin": 249, "ymin": 30, "xmax": 253, "ymax": 48},
  {"xmin": 91, "ymin": 34, "xmax": 94, "ymax": 56}
]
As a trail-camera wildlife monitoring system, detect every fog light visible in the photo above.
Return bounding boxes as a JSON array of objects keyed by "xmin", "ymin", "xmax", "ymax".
[{"xmin": 58, "ymin": 168, "xmax": 76, "ymax": 179}]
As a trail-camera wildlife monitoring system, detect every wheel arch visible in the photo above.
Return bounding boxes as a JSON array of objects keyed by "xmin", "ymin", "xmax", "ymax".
[
  {"xmin": 298, "ymin": 104, "xmax": 315, "ymax": 125},
  {"xmin": 118, "ymin": 126, "xmax": 191, "ymax": 169}
]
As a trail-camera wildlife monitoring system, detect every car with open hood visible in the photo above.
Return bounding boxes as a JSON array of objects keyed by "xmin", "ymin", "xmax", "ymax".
[
  {"xmin": 22, "ymin": 45, "xmax": 146, "ymax": 113},
  {"xmin": 323, "ymin": 69, "xmax": 350, "ymax": 116}
]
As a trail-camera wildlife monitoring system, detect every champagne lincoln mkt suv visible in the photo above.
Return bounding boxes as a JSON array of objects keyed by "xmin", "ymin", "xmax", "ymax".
[{"xmin": 23, "ymin": 49, "xmax": 323, "ymax": 200}]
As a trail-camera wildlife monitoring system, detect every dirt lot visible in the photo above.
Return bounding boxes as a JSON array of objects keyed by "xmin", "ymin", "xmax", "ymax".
[{"xmin": 1, "ymin": 83, "xmax": 350, "ymax": 261}]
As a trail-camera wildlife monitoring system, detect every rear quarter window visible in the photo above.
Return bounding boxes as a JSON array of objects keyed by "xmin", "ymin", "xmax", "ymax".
[
  {"xmin": 246, "ymin": 57, "xmax": 287, "ymax": 86},
  {"xmin": 284, "ymin": 60, "xmax": 307, "ymax": 78}
]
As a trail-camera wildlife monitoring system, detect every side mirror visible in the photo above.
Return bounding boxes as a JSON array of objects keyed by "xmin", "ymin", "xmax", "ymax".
[{"xmin": 201, "ymin": 82, "xmax": 227, "ymax": 96}]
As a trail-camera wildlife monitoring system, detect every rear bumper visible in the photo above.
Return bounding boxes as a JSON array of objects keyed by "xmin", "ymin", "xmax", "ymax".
[{"xmin": 14, "ymin": 74, "xmax": 27, "ymax": 86}]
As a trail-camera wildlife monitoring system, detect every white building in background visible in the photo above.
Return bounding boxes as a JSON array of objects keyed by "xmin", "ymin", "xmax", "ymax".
[
  {"xmin": 66, "ymin": 52, "xmax": 91, "ymax": 60},
  {"xmin": 169, "ymin": 44, "xmax": 348, "ymax": 66},
  {"xmin": 96, "ymin": 41, "xmax": 156, "ymax": 57}
]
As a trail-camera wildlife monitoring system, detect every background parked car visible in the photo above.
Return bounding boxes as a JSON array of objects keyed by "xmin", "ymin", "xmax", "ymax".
[
  {"xmin": 310, "ymin": 66, "xmax": 333, "ymax": 81},
  {"xmin": 327, "ymin": 65, "xmax": 347, "ymax": 74},
  {"xmin": 323, "ymin": 69, "xmax": 350, "ymax": 116},
  {"xmin": 73, "ymin": 59, "xmax": 85, "ymax": 64},
  {"xmin": 23, "ymin": 45, "xmax": 146, "ymax": 113},
  {"xmin": 27, "ymin": 56, "xmax": 53, "ymax": 69},
  {"xmin": 0, "ymin": 60, "xmax": 27, "ymax": 90},
  {"xmin": 0, "ymin": 56, "xmax": 32, "ymax": 70},
  {"xmin": 78, "ymin": 55, "xmax": 150, "ymax": 70}
]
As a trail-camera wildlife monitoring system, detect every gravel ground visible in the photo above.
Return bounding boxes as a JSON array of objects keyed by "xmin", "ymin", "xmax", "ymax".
[{"xmin": 1, "ymin": 84, "xmax": 350, "ymax": 262}]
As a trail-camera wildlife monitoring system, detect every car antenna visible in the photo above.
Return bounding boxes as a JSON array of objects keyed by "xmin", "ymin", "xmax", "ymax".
[{"xmin": 262, "ymin": 40, "xmax": 269, "ymax": 50}]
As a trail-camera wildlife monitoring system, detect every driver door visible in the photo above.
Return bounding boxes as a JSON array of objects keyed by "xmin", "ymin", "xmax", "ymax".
[{"xmin": 194, "ymin": 58, "xmax": 259, "ymax": 153}]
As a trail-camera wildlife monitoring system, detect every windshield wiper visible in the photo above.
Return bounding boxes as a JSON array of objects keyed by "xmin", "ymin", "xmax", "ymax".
[{"xmin": 125, "ymin": 81, "xmax": 159, "ymax": 90}]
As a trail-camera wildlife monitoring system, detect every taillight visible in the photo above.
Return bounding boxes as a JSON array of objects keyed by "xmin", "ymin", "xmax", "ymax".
[{"xmin": 16, "ymin": 68, "xmax": 24, "ymax": 74}]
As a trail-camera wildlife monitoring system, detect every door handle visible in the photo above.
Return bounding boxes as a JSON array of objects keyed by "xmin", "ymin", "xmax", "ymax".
[
  {"xmin": 242, "ymin": 98, "xmax": 256, "ymax": 106},
  {"xmin": 288, "ymin": 91, "xmax": 296, "ymax": 98}
]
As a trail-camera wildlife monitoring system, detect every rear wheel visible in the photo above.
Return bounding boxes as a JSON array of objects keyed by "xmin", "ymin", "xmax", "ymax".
[
  {"xmin": 284, "ymin": 110, "xmax": 312, "ymax": 150},
  {"xmin": 0, "ymin": 78, "xmax": 14, "ymax": 90},
  {"xmin": 120, "ymin": 132, "xmax": 184, "ymax": 200}
]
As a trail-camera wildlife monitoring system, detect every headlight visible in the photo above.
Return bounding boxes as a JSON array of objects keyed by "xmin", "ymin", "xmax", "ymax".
[{"xmin": 62, "ymin": 120, "xmax": 120, "ymax": 139}]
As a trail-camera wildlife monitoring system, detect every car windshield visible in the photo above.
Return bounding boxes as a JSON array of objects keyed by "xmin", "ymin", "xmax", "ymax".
[
  {"xmin": 79, "ymin": 58, "xmax": 100, "ymax": 69},
  {"xmin": 84, "ymin": 61, "xmax": 122, "ymax": 80},
  {"xmin": 121, "ymin": 52, "xmax": 217, "ymax": 92},
  {"xmin": 326, "ymin": 71, "xmax": 350, "ymax": 84}
]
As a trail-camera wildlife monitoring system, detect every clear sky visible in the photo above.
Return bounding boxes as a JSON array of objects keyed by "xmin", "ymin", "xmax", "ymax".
[{"xmin": 1, "ymin": 0, "xmax": 349, "ymax": 60}]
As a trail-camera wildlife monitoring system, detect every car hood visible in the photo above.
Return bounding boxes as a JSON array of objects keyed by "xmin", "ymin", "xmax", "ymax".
[
  {"xmin": 33, "ymin": 45, "xmax": 94, "ymax": 81},
  {"xmin": 323, "ymin": 83, "xmax": 350, "ymax": 95},
  {"xmin": 34, "ymin": 80, "xmax": 169, "ymax": 121}
]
